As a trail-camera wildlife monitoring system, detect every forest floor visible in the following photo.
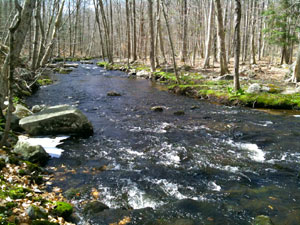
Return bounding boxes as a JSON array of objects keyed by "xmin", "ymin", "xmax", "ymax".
[{"xmin": 97, "ymin": 58, "xmax": 300, "ymax": 111}]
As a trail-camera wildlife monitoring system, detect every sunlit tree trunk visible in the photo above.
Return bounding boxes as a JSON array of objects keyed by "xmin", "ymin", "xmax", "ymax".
[
  {"xmin": 148, "ymin": 0, "xmax": 155, "ymax": 73},
  {"xmin": 203, "ymin": 0, "xmax": 214, "ymax": 68},
  {"xmin": 234, "ymin": 0, "xmax": 241, "ymax": 91},
  {"xmin": 215, "ymin": 0, "xmax": 229, "ymax": 75}
]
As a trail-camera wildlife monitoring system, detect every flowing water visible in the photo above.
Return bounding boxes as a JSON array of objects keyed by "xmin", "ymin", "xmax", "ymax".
[{"xmin": 26, "ymin": 62, "xmax": 300, "ymax": 225}]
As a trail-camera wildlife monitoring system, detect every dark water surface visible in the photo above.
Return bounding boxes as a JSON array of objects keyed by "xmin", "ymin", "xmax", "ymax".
[{"xmin": 26, "ymin": 62, "xmax": 300, "ymax": 225}]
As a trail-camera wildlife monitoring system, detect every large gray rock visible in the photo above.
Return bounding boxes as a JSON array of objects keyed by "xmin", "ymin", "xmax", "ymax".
[
  {"xmin": 215, "ymin": 74, "xmax": 234, "ymax": 80},
  {"xmin": 13, "ymin": 140, "xmax": 50, "ymax": 165},
  {"xmin": 136, "ymin": 70, "xmax": 151, "ymax": 78},
  {"xmin": 247, "ymin": 83, "xmax": 261, "ymax": 94},
  {"xmin": 8, "ymin": 104, "xmax": 33, "ymax": 131},
  {"xmin": 19, "ymin": 105, "xmax": 93, "ymax": 136},
  {"xmin": 13, "ymin": 104, "xmax": 33, "ymax": 118}
]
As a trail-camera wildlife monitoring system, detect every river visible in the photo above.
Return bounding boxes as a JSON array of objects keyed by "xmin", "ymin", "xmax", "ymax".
[{"xmin": 26, "ymin": 62, "xmax": 300, "ymax": 225}]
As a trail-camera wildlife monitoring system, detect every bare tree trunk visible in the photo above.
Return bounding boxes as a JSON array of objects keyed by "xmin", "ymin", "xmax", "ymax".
[
  {"xmin": 132, "ymin": 0, "xmax": 137, "ymax": 61},
  {"xmin": 180, "ymin": 0, "xmax": 188, "ymax": 63},
  {"xmin": 40, "ymin": 0, "xmax": 65, "ymax": 66},
  {"xmin": 93, "ymin": 0, "xmax": 105, "ymax": 61},
  {"xmin": 148, "ymin": 0, "xmax": 155, "ymax": 73},
  {"xmin": 251, "ymin": 0, "xmax": 257, "ymax": 64},
  {"xmin": 156, "ymin": 0, "xmax": 166, "ymax": 64},
  {"xmin": 0, "ymin": 0, "xmax": 36, "ymax": 111},
  {"xmin": 161, "ymin": 0, "xmax": 180, "ymax": 84},
  {"xmin": 31, "ymin": 0, "xmax": 40, "ymax": 70},
  {"xmin": 292, "ymin": 45, "xmax": 300, "ymax": 83},
  {"xmin": 234, "ymin": 0, "xmax": 241, "ymax": 91},
  {"xmin": 203, "ymin": 0, "xmax": 214, "ymax": 68},
  {"xmin": 72, "ymin": 0, "xmax": 80, "ymax": 57},
  {"xmin": 215, "ymin": 0, "xmax": 229, "ymax": 75},
  {"xmin": 126, "ymin": 0, "xmax": 131, "ymax": 65}
]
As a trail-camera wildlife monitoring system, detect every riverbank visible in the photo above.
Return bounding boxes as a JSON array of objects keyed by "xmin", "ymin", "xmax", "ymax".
[
  {"xmin": 0, "ymin": 150, "xmax": 75, "ymax": 225},
  {"xmin": 97, "ymin": 61, "xmax": 300, "ymax": 110}
]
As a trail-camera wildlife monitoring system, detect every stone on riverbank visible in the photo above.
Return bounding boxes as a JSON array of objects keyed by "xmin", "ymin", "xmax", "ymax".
[
  {"xmin": 136, "ymin": 70, "xmax": 151, "ymax": 78},
  {"xmin": 13, "ymin": 140, "xmax": 50, "ymax": 165},
  {"xmin": 19, "ymin": 105, "xmax": 93, "ymax": 136}
]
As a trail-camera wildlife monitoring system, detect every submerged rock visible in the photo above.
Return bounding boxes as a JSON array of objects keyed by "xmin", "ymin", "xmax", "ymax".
[
  {"xmin": 80, "ymin": 60, "xmax": 94, "ymax": 64},
  {"xmin": 107, "ymin": 91, "xmax": 122, "ymax": 96},
  {"xmin": 254, "ymin": 215, "xmax": 274, "ymax": 225},
  {"xmin": 19, "ymin": 105, "xmax": 93, "ymax": 136},
  {"xmin": 174, "ymin": 110, "xmax": 185, "ymax": 116},
  {"xmin": 83, "ymin": 201, "xmax": 109, "ymax": 216},
  {"xmin": 13, "ymin": 140, "xmax": 50, "ymax": 165},
  {"xmin": 151, "ymin": 106, "xmax": 164, "ymax": 112}
]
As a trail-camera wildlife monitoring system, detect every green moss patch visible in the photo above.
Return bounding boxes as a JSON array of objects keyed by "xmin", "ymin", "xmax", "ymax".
[
  {"xmin": 37, "ymin": 79, "xmax": 53, "ymax": 86},
  {"xmin": 52, "ymin": 202, "xmax": 73, "ymax": 219}
]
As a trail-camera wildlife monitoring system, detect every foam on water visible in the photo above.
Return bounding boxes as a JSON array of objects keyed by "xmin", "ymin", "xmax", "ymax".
[
  {"xmin": 227, "ymin": 140, "xmax": 266, "ymax": 162},
  {"xmin": 18, "ymin": 135, "xmax": 69, "ymax": 158}
]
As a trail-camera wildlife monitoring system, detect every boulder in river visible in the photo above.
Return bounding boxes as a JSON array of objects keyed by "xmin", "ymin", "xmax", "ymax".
[
  {"xmin": 174, "ymin": 110, "xmax": 185, "ymax": 116},
  {"xmin": 254, "ymin": 215, "xmax": 274, "ymax": 225},
  {"xmin": 136, "ymin": 70, "xmax": 151, "ymax": 78},
  {"xmin": 13, "ymin": 140, "xmax": 50, "ymax": 165},
  {"xmin": 107, "ymin": 91, "xmax": 122, "ymax": 96},
  {"xmin": 19, "ymin": 105, "xmax": 93, "ymax": 137},
  {"xmin": 83, "ymin": 201, "xmax": 109, "ymax": 216},
  {"xmin": 151, "ymin": 106, "xmax": 164, "ymax": 112}
]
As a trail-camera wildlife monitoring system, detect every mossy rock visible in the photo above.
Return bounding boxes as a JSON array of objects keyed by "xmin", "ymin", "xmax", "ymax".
[
  {"xmin": 37, "ymin": 79, "xmax": 53, "ymax": 86},
  {"xmin": 52, "ymin": 202, "xmax": 73, "ymax": 219},
  {"xmin": 26, "ymin": 205, "xmax": 48, "ymax": 220},
  {"xmin": 8, "ymin": 187, "xmax": 30, "ymax": 199},
  {"xmin": 24, "ymin": 161, "xmax": 41, "ymax": 173},
  {"xmin": 83, "ymin": 201, "xmax": 109, "ymax": 216},
  {"xmin": 64, "ymin": 188, "xmax": 81, "ymax": 200},
  {"xmin": 31, "ymin": 220, "xmax": 59, "ymax": 225},
  {"xmin": 253, "ymin": 215, "xmax": 274, "ymax": 225}
]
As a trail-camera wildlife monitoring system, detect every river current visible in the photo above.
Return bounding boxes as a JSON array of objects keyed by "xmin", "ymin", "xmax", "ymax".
[{"xmin": 26, "ymin": 62, "xmax": 300, "ymax": 225}]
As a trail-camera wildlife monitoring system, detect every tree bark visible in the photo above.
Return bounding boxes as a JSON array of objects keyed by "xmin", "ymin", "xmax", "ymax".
[
  {"xmin": 203, "ymin": 0, "xmax": 214, "ymax": 68},
  {"xmin": 0, "ymin": 0, "xmax": 36, "ymax": 112},
  {"xmin": 31, "ymin": 0, "xmax": 40, "ymax": 70},
  {"xmin": 292, "ymin": 45, "xmax": 300, "ymax": 83},
  {"xmin": 148, "ymin": 0, "xmax": 155, "ymax": 73},
  {"xmin": 234, "ymin": 0, "xmax": 241, "ymax": 91},
  {"xmin": 132, "ymin": 0, "xmax": 137, "ymax": 61},
  {"xmin": 40, "ymin": 0, "xmax": 65, "ymax": 67},
  {"xmin": 180, "ymin": 0, "xmax": 188, "ymax": 63},
  {"xmin": 161, "ymin": 0, "xmax": 180, "ymax": 84},
  {"xmin": 215, "ymin": 0, "xmax": 229, "ymax": 75},
  {"xmin": 126, "ymin": 0, "xmax": 131, "ymax": 65}
]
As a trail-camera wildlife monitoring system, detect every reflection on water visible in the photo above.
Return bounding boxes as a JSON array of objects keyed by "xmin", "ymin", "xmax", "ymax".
[{"xmin": 26, "ymin": 62, "xmax": 300, "ymax": 224}]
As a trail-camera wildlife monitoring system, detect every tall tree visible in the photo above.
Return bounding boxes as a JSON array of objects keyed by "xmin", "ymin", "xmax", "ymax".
[
  {"xmin": 233, "ymin": 0, "xmax": 241, "ymax": 91},
  {"xmin": 40, "ymin": 0, "xmax": 65, "ymax": 67},
  {"xmin": 148, "ymin": 0, "xmax": 155, "ymax": 73},
  {"xmin": 161, "ymin": 0, "xmax": 180, "ymax": 84},
  {"xmin": 0, "ymin": 0, "xmax": 36, "ymax": 114},
  {"xmin": 125, "ymin": 0, "xmax": 131, "ymax": 65},
  {"xmin": 214, "ymin": 0, "xmax": 229, "ymax": 75},
  {"xmin": 203, "ymin": 0, "xmax": 214, "ymax": 68},
  {"xmin": 180, "ymin": 0, "xmax": 188, "ymax": 63}
]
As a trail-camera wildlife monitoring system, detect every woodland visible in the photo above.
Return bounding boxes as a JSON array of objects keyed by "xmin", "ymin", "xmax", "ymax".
[{"xmin": 0, "ymin": 0, "xmax": 300, "ymax": 225}]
